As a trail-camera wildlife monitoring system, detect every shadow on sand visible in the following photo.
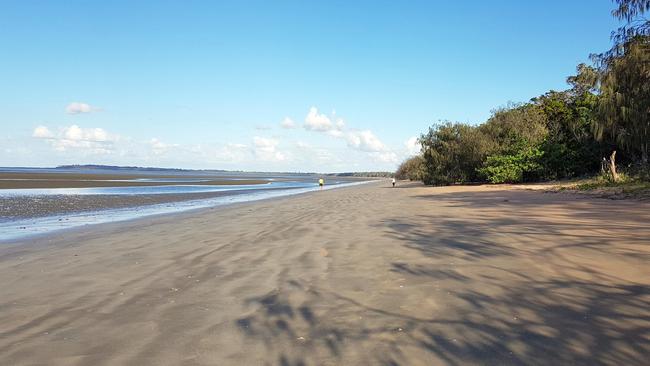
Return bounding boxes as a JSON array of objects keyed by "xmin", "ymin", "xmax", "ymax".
[{"xmin": 235, "ymin": 189, "xmax": 650, "ymax": 365}]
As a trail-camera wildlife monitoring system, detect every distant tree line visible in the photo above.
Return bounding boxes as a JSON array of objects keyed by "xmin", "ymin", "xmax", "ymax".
[
  {"xmin": 331, "ymin": 172, "xmax": 395, "ymax": 178},
  {"xmin": 397, "ymin": 0, "xmax": 649, "ymax": 185}
]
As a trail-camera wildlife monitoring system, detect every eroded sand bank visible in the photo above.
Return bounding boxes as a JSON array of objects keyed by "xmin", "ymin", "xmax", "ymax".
[{"xmin": 1, "ymin": 182, "xmax": 648, "ymax": 365}]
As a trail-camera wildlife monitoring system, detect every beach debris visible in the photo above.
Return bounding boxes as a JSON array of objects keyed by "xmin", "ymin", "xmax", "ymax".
[{"xmin": 297, "ymin": 336, "xmax": 306, "ymax": 341}]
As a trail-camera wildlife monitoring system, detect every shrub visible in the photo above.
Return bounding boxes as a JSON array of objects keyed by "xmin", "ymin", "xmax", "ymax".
[
  {"xmin": 479, "ymin": 147, "xmax": 544, "ymax": 183},
  {"xmin": 395, "ymin": 155, "xmax": 425, "ymax": 181}
]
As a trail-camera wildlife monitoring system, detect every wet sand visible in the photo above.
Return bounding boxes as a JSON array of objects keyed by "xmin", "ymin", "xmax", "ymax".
[
  {"xmin": 0, "ymin": 182, "xmax": 648, "ymax": 365},
  {"xmin": 0, "ymin": 189, "xmax": 284, "ymax": 220},
  {"xmin": 0, "ymin": 172, "xmax": 267, "ymax": 189}
]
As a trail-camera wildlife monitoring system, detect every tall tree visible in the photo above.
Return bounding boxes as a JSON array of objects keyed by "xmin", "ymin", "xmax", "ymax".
[
  {"xmin": 420, "ymin": 122, "xmax": 492, "ymax": 185},
  {"xmin": 596, "ymin": 36, "xmax": 650, "ymax": 164},
  {"xmin": 611, "ymin": 0, "xmax": 650, "ymax": 51}
]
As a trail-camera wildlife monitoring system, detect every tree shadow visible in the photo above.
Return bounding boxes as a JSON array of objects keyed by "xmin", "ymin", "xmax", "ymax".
[
  {"xmin": 234, "ymin": 189, "xmax": 650, "ymax": 365},
  {"xmin": 235, "ymin": 276, "xmax": 649, "ymax": 365}
]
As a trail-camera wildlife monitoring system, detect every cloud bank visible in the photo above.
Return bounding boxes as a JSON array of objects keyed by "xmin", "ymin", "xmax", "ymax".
[
  {"xmin": 33, "ymin": 125, "xmax": 118, "ymax": 153},
  {"xmin": 25, "ymin": 105, "xmax": 414, "ymax": 171}
]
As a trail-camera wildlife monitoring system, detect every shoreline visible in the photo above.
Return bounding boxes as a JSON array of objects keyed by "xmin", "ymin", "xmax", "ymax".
[
  {"xmin": 0, "ymin": 187, "xmax": 281, "ymax": 220},
  {"xmin": 0, "ymin": 180, "xmax": 376, "ymax": 243},
  {"xmin": 0, "ymin": 172, "xmax": 271, "ymax": 189}
]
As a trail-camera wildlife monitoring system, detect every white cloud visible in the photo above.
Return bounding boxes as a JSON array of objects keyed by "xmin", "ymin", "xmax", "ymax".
[
  {"xmin": 304, "ymin": 107, "xmax": 340, "ymax": 132},
  {"xmin": 32, "ymin": 125, "xmax": 53, "ymax": 138},
  {"xmin": 65, "ymin": 102, "xmax": 100, "ymax": 115},
  {"xmin": 33, "ymin": 125, "xmax": 118, "ymax": 153},
  {"xmin": 405, "ymin": 136, "xmax": 421, "ymax": 156},
  {"xmin": 300, "ymin": 106, "xmax": 400, "ymax": 168},
  {"xmin": 294, "ymin": 141, "xmax": 337, "ymax": 165},
  {"xmin": 327, "ymin": 130, "xmax": 344, "ymax": 138},
  {"xmin": 280, "ymin": 117, "xmax": 297, "ymax": 129},
  {"xmin": 214, "ymin": 143, "xmax": 249, "ymax": 162},
  {"xmin": 24, "ymin": 110, "xmax": 402, "ymax": 171},
  {"xmin": 302, "ymin": 107, "xmax": 385, "ymax": 152},
  {"xmin": 253, "ymin": 136, "xmax": 286, "ymax": 162},
  {"xmin": 346, "ymin": 130, "xmax": 385, "ymax": 152},
  {"xmin": 371, "ymin": 151, "xmax": 399, "ymax": 164},
  {"xmin": 229, "ymin": 143, "xmax": 248, "ymax": 149},
  {"xmin": 149, "ymin": 137, "xmax": 179, "ymax": 155}
]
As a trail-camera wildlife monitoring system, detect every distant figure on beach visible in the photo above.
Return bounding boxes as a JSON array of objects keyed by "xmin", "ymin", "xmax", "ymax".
[
  {"xmin": 392, "ymin": 178, "xmax": 396, "ymax": 188},
  {"xmin": 319, "ymin": 178, "xmax": 324, "ymax": 190}
]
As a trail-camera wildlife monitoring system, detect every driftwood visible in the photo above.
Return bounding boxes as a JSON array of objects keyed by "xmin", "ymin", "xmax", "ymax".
[
  {"xmin": 609, "ymin": 151, "xmax": 619, "ymax": 182},
  {"xmin": 601, "ymin": 150, "xmax": 619, "ymax": 182}
]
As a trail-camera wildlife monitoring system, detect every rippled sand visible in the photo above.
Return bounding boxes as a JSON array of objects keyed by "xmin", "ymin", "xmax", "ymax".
[{"xmin": 1, "ymin": 182, "xmax": 649, "ymax": 365}]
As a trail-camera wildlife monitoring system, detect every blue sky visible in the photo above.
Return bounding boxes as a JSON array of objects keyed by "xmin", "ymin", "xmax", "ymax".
[{"xmin": 1, "ymin": 0, "xmax": 621, "ymax": 172}]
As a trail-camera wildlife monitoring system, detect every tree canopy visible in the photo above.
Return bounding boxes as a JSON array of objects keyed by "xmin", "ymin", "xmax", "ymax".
[{"xmin": 402, "ymin": 1, "xmax": 649, "ymax": 185}]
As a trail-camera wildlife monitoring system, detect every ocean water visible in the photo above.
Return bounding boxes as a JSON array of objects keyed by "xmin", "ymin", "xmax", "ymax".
[
  {"xmin": 0, "ymin": 173, "xmax": 370, "ymax": 241},
  {"xmin": 0, "ymin": 180, "xmax": 309, "ymax": 197}
]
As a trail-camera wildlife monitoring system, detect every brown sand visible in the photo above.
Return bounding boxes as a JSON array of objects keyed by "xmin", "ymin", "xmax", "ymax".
[{"xmin": 0, "ymin": 182, "xmax": 648, "ymax": 365}]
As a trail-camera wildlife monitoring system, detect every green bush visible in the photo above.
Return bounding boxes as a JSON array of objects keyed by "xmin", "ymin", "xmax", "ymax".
[
  {"xmin": 479, "ymin": 147, "xmax": 544, "ymax": 183},
  {"xmin": 420, "ymin": 122, "xmax": 493, "ymax": 185},
  {"xmin": 395, "ymin": 155, "xmax": 425, "ymax": 181}
]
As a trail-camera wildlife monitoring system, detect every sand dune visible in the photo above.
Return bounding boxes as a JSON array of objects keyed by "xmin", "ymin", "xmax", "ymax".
[{"xmin": 0, "ymin": 182, "xmax": 649, "ymax": 365}]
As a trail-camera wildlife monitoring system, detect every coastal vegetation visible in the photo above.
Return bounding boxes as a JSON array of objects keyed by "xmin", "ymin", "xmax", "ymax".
[
  {"xmin": 330, "ymin": 172, "xmax": 395, "ymax": 178},
  {"xmin": 398, "ymin": 0, "xmax": 649, "ymax": 190},
  {"xmin": 395, "ymin": 155, "xmax": 424, "ymax": 181}
]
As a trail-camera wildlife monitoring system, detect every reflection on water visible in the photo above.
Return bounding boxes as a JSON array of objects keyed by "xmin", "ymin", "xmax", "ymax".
[
  {"xmin": 0, "ymin": 181, "xmax": 370, "ymax": 242},
  {"xmin": 0, "ymin": 181, "xmax": 304, "ymax": 197}
]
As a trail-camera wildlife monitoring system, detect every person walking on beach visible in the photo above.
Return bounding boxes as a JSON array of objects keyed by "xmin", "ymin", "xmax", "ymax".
[
  {"xmin": 319, "ymin": 178, "xmax": 324, "ymax": 190},
  {"xmin": 392, "ymin": 178, "xmax": 396, "ymax": 188}
]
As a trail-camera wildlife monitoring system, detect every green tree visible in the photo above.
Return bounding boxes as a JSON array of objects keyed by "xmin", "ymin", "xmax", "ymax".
[
  {"xmin": 395, "ymin": 155, "xmax": 425, "ymax": 181},
  {"xmin": 420, "ymin": 122, "xmax": 492, "ymax": 185},
  {"xmin": 479, "ymin": 147, "xmax": 544, "ymax": 183},
  {"xmin": 479, "ymin": 103, "xmax": 548, "ymax": 156},
  {"xmin": 596, "ymin": 36, "xmax": 650, "ymax": 164},
  {"xmin": 610, "ymin": 0, "xmax": 650, "ymax": 51},
  {"xmin": 532, "ymin": 82, "xmax": 611, "ymax": 179}
]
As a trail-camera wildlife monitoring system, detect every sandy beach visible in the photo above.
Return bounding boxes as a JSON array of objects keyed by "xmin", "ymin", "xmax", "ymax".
[{"xmin": 0, "ymin": 182, "xmax": 648, "ymax": 365}]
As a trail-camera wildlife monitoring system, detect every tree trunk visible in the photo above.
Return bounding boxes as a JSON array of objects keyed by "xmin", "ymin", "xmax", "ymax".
[{"xmin": 609, "ymin": 150, "xmax": 619, "ymax": 182}]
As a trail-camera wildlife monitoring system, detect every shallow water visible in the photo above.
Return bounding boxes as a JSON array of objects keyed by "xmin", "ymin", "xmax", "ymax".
[
  {"xmin": 0, "ymin": 180, "xmax": 310, "ymax": 197},
  {"xmin": 0, "ymin": 180, "xmax": 370, "ymax": 242}
]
